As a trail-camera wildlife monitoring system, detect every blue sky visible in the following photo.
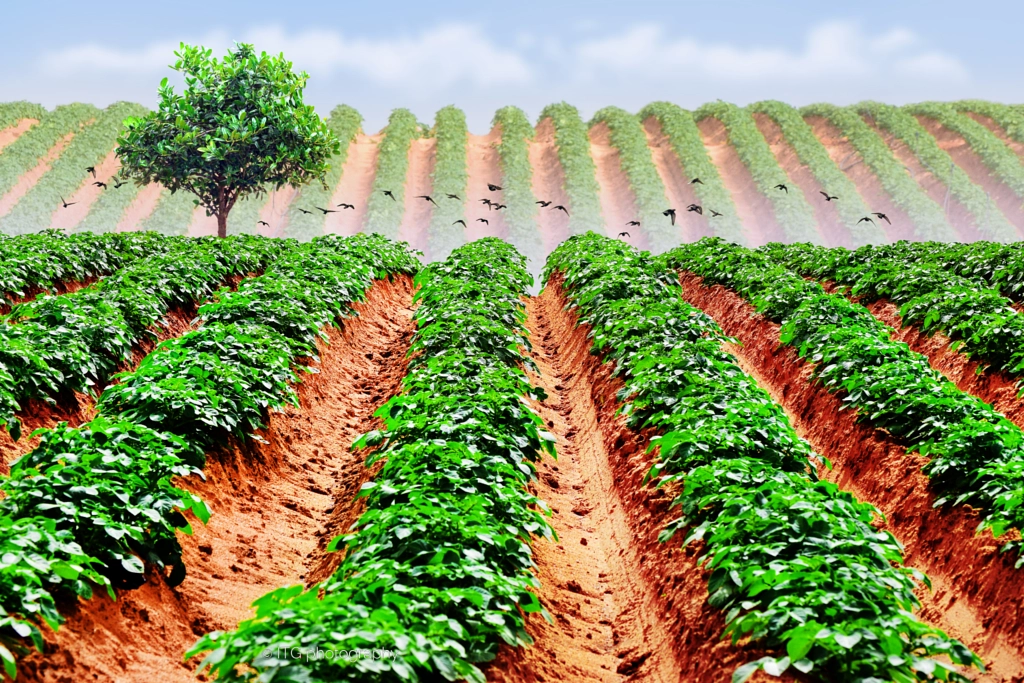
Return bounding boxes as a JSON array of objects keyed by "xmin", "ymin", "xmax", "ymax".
[{"xmin": 3, "ymin": 0, "xmax": 1022, "ymax": 132}]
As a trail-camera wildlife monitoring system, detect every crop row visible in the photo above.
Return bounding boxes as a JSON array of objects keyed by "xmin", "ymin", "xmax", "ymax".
[
  {"xmin": 953, "ymin": 100, "xmax": 1024, "ymax": 145},
  {"xmin": 855, "ymin": 102, "xmax": 1018, "ymax": 241},
  {"xmin": 589, "ymin": 106, "xmax": 677, "ymax": 249},
  {"xmin": 666, "ymin": 238, "xmax": 1024, "ymax": 564},
  {"xmin": 547, "ymin": 232, "xmax": 977, "ymax": 681},
  {"xmin": 905, "ymin": 102, "xmax": 1024, "ymax": 202},
  {"xmin": 747, "ymin": 101, "xmax": 885, "ymax": 245},
  {"xmin": 636, "ymin": 103, "xmax": 745, "ymax": 243},
  {"xmin": 190, "ymin": 238, "xmax": 552, "ymax": 681},
  {"xmin": 694, "ymin": 102, "xmax": 821, "ymax": 243},
  {"xmin": 902, "ymin": 241, "xmax": 1024, "ymax": 303},
  {"xmin": 0, "ymin": 103, "xmax": 46, "ymax": 134},
  {"xmin": 801, "ymin": 104, "xmax": 958, "ymax": 241},
  {"xmin": 493, "ymin": 106, "xmax": 544, "ymax": 270},
  {"xmin": 0, "ymin": 233, "xmax": 417, "ymax": 679},
  {"xmin": 0, "ymin": 235, "xmax": 289, "ymax": 441},
  {"xmin": 364, "ymin": 109, "xmax": 422, "ymax": 238},
  {"xmin": 538, "ymin": 102, "xmax": 604, "ymax": 234},
  {"xmin": 426, "ymin": 105, "xmax": 469, "ymax": 261},
  {"xmin": 765, "ymin": 241, "xmax": 1024, "ymax": 384}
]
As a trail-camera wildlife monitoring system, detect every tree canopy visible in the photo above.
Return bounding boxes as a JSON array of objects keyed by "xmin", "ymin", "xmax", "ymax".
[{"xmin": 116, "ymin": 43, "xmax": 340, "ymax": 237}]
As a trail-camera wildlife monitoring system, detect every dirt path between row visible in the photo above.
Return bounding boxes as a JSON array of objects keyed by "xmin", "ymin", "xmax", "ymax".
[
  {"xmin": 530, "ymin": 119, "xmax": 572, "ymax": 255},
  {"xmin": 185, "ymin": 204, "xmax": 218, "ymax": 237},
  {"xmin": 326, "ymin": 133, "xmax": 381, "ymax": 236},
  {"xmin": 18, "ymin": 276, "xmax": 416, "ymax": 683},
  {"xmin": 695, "ymin": 118, "xmax": 781, "ymax": 246},
  {"xmin": 0, "ymin": 131, "xmax": 76, "ymax": 219},
  {"xmin": 963, "ymin": 112, "xmax": 1024, "ymax": 161},
  {"xmin": 258, "ymin": 185, "xmax": 298, "ymax": 238},
  {"xmin": 489, "ymin": 282, "xmax": 784, "ymax": 683},
  {"xmin": 751, "ymin": 113, "xmax": 846, "ymax": 247},
  {"xmin": 0, "ymin": 118, "xmax": 39, "ymax": 152},
  {"xmin": 50, "ymin": 149, "xmax": 120, "ymax": 232},
  {"xmin": 117, "ymin": 184, "xmax": 164, "ymax": 232},
  {"xmin": 465, "ymin": 128, "xmax": 507, "ymax": 243},
  {"xmin": 641, "ymin": 117, "xmax": 708, "ymax": 243},
  {"xmin": 396, "ymin": 137, "xmax": 436, "ymax": 254},
  {"xmin": 588, "ymin": 122, "xmax": 643, "ymax": 251},
  {"xmin": 804, "ymin": 115, "xmax": 917, "ymax": 242},
  {"xmin": 679, "ymin": 273, "xmax": 1024, "ymax": 683}
]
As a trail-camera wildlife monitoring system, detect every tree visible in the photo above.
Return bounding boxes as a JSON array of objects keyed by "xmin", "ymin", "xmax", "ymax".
[{"xmin": 116, "ymin": 43, "xmax": 340, "ymax": 238}]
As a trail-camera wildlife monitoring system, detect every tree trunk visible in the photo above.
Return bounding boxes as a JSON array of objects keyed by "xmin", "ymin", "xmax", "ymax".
[{"xmin": 217, "ymin": 212, "xmax": 228, "ymax": 238}]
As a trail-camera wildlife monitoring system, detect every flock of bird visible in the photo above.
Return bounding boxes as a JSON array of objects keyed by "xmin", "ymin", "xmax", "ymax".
[{"xmin": 61, "ymin": 165, "xmax": 894, "ymax": 236}]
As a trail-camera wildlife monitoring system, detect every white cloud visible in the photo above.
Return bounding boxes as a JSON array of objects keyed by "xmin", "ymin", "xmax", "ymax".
[{"xmin": 895, "ymin": 51, "xmax": 969, "ymax": 81}]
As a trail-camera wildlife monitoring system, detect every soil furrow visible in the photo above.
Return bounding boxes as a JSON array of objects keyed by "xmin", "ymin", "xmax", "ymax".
[
  {"xmin": 116, "ymin": 183, "xmax": 164, "ymax": 232},
  {"xmin": 679, "ymin": 272, "xmax": 1024, "ymax": 683},
  {"xmin": 396, "ymin": 137, "xmax": 436, "ymax": 253},
  {"xmin": 695, "ymin": 117, "xmax": 781, "ymax": 246},
  {"xmin": 0, "ymin": 131, "xmax": 76, "ymax": 218},
  {"xmin": 325, "ymin": 133, "xmax": 381, "ymax": 236},
  {"xmin": 185, "ymin": 204, "xmax": 218, "ymax": 237},
  {"xmin": 489, "ymin": 283, "xmax": 781, "ymax": 683},
  {"xmin": 588, "ymin": 123, "xmax": 644, "ymax": 251},
  {"xmin": 641, "ymin": 117, "xmax": 708, "ymax": 243},
  {"xmin": 751, "ymin": 113, "xmax": 848, "ymax": 247},
  {"xmin": 18, "ymin": 276, "xmax": 416, "ymax": 683},
  {"xmin": 530, "ymin": 119, "xmax": 572, "ymax": 255},
  {"xmin": 49, "ymin": 149, "xmax": 121, "ymax": 232},
  {"xmin": 465, "ymin": 128, "xmax": 507, "ymax": 242},
  {"xmin": 0, "ymin": 118, "xmax": 39, "ymax": 152},
  {"xmin": 257, "ymin": 185, "xmax": 298, "ymax": 238},
  {"xmin": 963, "ymin": 112, "xmax": 1024, "ymax": 160},
  {"xmin": 804, "ymin": 115, "xmax": 917, "ymax": 241}
]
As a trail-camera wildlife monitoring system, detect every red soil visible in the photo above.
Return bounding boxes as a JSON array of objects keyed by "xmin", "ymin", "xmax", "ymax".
[
  {"xmin": 17, "ymin": 276, "xmax": 416, "ymax": 683},
  {"xmin": 0, "ymin": 131, "xmax": 76, "ymax": 218},
  {"xmin": 914, "ymin": 116, "xmax": 1024, "ymax": 237},
  {"xmin": 696, "ymin": 117, "xmax": 782, "ymax": 246},
  {"xmin": 325, "ymin": 133, "xmax": 380, "ymax": 236},
  {"xmin": 588, "ymin": 122, "xmax": 643, "ymax": 250},
  {"xmin": 117, "ymin": 183, "xmax": 164, "ymax": 232},
  {"xmin": 641, "ymin": 117, "xmax": 709, "ymax": 243},
  {"xmin": 861, "ymin": 115, "xmax": 984, "ymax": 242},
  {"xmin": 465, "ymin": 127, "xmax": 507, "ymax": 242},
  {"xmin": 530, "ymin": 118, "xmax": 572, "ymax": 255},
  {"xmin": 257, "ymin": 185, "xmax": 298, "ymax": 238},
  {"xmin": 489, "ymin": 280, "xmax": 789, "ymax": 683},
  {"xmin": 751, "ymin": 113, "xmax": 846, "ymax": 247},
  {"xmin": 396, "ymin": 137, "xmax": 436, "ymax": 253},
  {"xmin": 185, "ymin": 205, "xmax": 218, "ymax": 237},
  {"xmin": 0, "ymin": 118, "xmax": 39, "ymax": 152},
  {"xmin": 804, "ymin": 115, "xmax": 917, "ymax": 241},
  {"xmin": 962, "ymin": 112, "xmax": 1024, "ymax": 161},
  {"xmin": 50, "ymin": 150, "xmax": 120, "ymax": 232},
  {"xmin": 680, "ymin": 272, "xmax": 1024, "ymax": 682}
]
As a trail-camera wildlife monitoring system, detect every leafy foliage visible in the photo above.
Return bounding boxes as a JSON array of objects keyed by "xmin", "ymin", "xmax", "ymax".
[
  {"xmin": 116, "ymin": 43, "xmax": 340, "ymax": 238},
  {"xmin": 637, "ymin": 102, "xmax": 745, "ymax": 243},
  {"xmin": 694, "ymin": 102, "xmax": 821, "ymax": 243},
  {"xmin": 538, "ymin": 102, "xmax": 604, "ymax": 235},
  {"xmin": 426, "ymin": 106, "xmax": 469, "ymax": 261},
  {"xmin": 952, "ymin": 100, "xmax": 1024, "ymax": 145},
  {"xmin": 0, "ymin": 102, "xmax": 46, "ymax": 133},
  {"xmin": 365, "ymin": 108, "xmax": 421, "ymax": 238},
  {"xmin": 492, "ymin": 106, "xmax": 543, "ymax": 272}
]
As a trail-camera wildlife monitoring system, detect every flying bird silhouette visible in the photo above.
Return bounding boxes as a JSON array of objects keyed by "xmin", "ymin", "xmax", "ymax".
[
  {"xmin": 872, "ymin": 212, "xmax": 891, "ymax": 225},
  {"xmin": 553, "ymin": 205, "xmax": 569, "ymax": 215},
  {"xmin": 626, "ymin": 220, "xmax": 640, "ymax": 226},
  {"xmin": 453, "ymin": 219, "xmax": 467, "ymax": 227},
  {"xmin": 93, "ymin": 181, "xmax": 107, "ymax": 189},
  {"xmin": 85, "ymin": 166, "xmax": 96, "ymax": 178},
  {"xmin": 663, "ymin": 209, "xmax": 676, "ymax": 225},
  {"xmin": 446, "ymin": 193, "xmax": 461, "ymax": 200},
  {"xmin": 59, "ymin": 196, "xmax": 76, "ymax": 208},
  {"xmin": 709, "ymin": 209, "xmax": 723, "ymax": 217},
  {"xmin": 687, "ymin": 204, "xmax": 703, "ymax": 215},
  {"xmin": 383, "ymin": 190, "xmax": 396, "ymax": 201},
  {"xmin": 257, "ymin": 221, "xmax": 270, "ymax": 227},
  {"xmin": 415, "ymin": 195, "xmax": 438, "ymax": 206},
  {"xmin": 858, "ymin": 216, "xmax": 875, "ymax": 225},
  {"xmin": 775, "ymin": 184, "xmax": 789, "ymax": 193},
  {"xmin": 690, "ymin": 178, "xmax": 703, "ymax": 185},
  {"xmin": 618, "ymin": 232, "xmax": 631, "ymax": 238},
  {"xmin": 337, "ymin": 203, "xmax": 355, "ymax": 210},
  {"xmin": 487, "ymin": 184, "xmax": 502, "ymax": 192},
  {"xmin": 476, "ymin": 218, "xmax": 489, "ymax": 225},
  {"xmin": 297, "ymin": 208, "xmax": 313, "ymax": 215},
  {"xmin": 820, "ymin": 191, "xmax": 838, "ymax": 202},
  {"xmin": 315, "ymin": 207, "xmax": 336, "ymax": 214},
  {"xmin": 480, "ymin": 198, "xmax": 494, "ymax": 209},
  {"xmin": 536, "ymin": 200, "xmax": 552, "ymax": 207},
  {"xmin": 112, "ymin": 179, "xmax": 127, "ymax": 189},
  {"xmin": 493, "ymin": 204, "xmax": 507, "ymax": 210}
]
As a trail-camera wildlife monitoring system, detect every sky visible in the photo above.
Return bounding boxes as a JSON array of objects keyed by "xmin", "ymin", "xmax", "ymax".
[{"xmin": 2, "ymin": 0, "xmax": 1022, "ymax": 132}]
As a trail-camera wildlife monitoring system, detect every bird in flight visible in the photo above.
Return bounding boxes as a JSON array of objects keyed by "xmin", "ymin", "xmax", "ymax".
[
  {"xmin": 257, "ymin": 221, "xmax": 270, "ymax": 227},
  {"xmin": 493, "ymin": 204, "xmax": 507, "ymax": 210},
  {"xmin": 626, "ymin": 220, "xmax": 640, "ymax": 226},
  {"xmin": 112, "ymin": 179, "xmax": 127, "ymax": 189},
  {"xmin": 487, "ymin": 184, "xmax": 502, "ymax": 192},
  {"xmin": 709, "ymin": 209, "xmax": 723, "ymax": 217},
  {"xmin": 687, "ymin": 204, "xmax": 703, "ymax": 215},
  {"xmin": 481, "ymin": 198, "xmax": 494, "ymax": 209},
  {"xmin": 453, "ymin": 219, "xmax": 467, "ymax": 227},
  {"xmin": 85, "ymin": 166, "xmax": 96, "ymax": 178},
  {"xmin": 476, "ymin": 218, "xmax": 489, "ymax": 225},
  {"xmin": 872, "ymin": 212, "xmax": 891, "ymax": 225},
  {"xmin": 691, "ymin": 178, "xmax": 703, "ymax": 185},
  {"xmin": 857, "ymin": 216, "xmax": 875, "ymax": 225},
  {"xmin": 820, "ymin": 191, "xmax": 838, "ymax": 202},
  {"xmin": 663, "ymin": 209, "xmax": 676, "ymax": 225},
  {"xmin": 337, "ymin": 203, "xmax": 355, "ymax": 210},
  {"xmin": 60, "ymin": 195, "xmax": 76, "ymax": 208},
  {"xmin": 553, "ymin": 205, "xmax": 569, "ymax": 215},
  {"xmin": 775, "ymin": 184, "xmax": 789, "ymax": 193},
  {"xmin": 618, "ymin": 231, "xmax": 631, "ymax": 238},
  {"xmin": 446, "ymin": 193, "xmax": 461, "ymax": 200},
  {"xmin": 415, "ymin": 195, "xmax": 438, "ymax": 206},
  {"xmin": 93, "ymin": 181, "xmax": 107, "ymax": 190},
  {"xmin": 536, "ymin": 200, "xmax": 552, "ymax": 208},
  {"xmin": 383, "ymin": 190, "xmax": 396, "ymax": 201},
  {"xmin": 315, "ymin": 207, "xmax": 336, "ymax": 215},
  {"xmin": 297, "ymin": 208, "xmax": 313, "ymax": 215}
]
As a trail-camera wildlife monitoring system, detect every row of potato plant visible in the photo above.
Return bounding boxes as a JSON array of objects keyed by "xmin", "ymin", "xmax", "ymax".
[
  {"xmin": 364, "ymin": 109, "xmax": 423, "ymax": 239},
  {"xmin": 855, "ymin": 102, "xmax": 1018, "ymax": 242},
  {"xmin": 538, "ymin": 102, "xmax": 604, "ymax": 235},
  {"xmin": 747, "ymin": 101, "xmax": 886, "ymax": 245},
  {"xmin": 665, "ymin": 238, "xmax": 1024, "ymax": 566},
  {"xmin": 801, "ymin": 104, "xmax": 957, "ymax": 241},
  {"xmin": 492, "ymin": 106, "xmax": 545, "ymax": 270},
  {"xmin": 426, "ymin": 105, "xmax": 469, "ymax": 261},
  {"xmin": 0, "ymin": 233, "xmax": 417, "ymax": 680},
  {"xmin": 953, "ymin": 100, "xmax": 1024, "ymax": 145},
  {"xmin": 189, "ymin": 238, "xmax": 554, "ymax": 682},
  {"xmin": 763, "ymin": 241, "xmax": 1024, "ymax": 387},
  {"xmin": 888, "ymin": 240, "xmax": 1024, "ymax": 303},
  {"xmin": 636, "ymin": 102, "xmax": 746, "ymax": 243},
  {"xmin": 0, "ymin": 102, "xmax": 46, "ymax": 133},
  {"xmin": 548, "ymin": 232, "xmax": 978, "ymax": 682},
  {"xmin": 0, "ymin": 234, "xmax": 289, "ymax": 441},
  {"xmin": 694, "ymin": 102, "xmax": 821, "ymax": 243}
]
